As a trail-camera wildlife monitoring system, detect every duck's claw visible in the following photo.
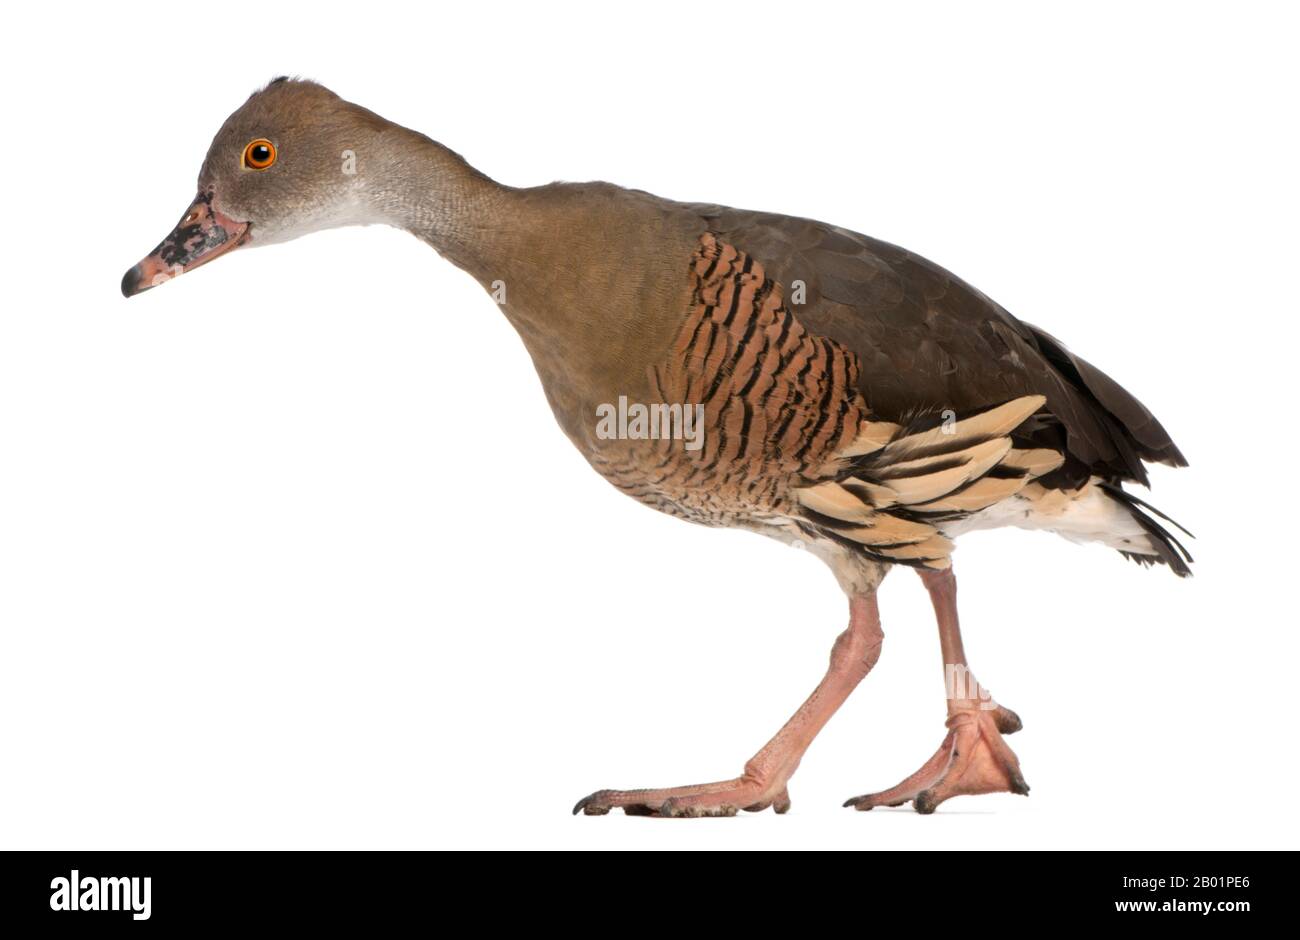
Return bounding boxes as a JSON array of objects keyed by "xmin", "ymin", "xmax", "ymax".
[
  {"xmin": 844, "ymin": 705, "xmax": 1029, "ymax": 814},
  {"xmin": 573, "ymin": 779, "xmax": 790, "ymax": 817}
]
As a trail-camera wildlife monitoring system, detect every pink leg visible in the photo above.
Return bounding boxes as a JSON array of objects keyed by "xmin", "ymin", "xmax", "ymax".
[
  {"xmin": 575, "ymin": 592, "xmax": 884, "ymax": 817},
  {"xmin": 844, "ymin": 565, "xmax": 1028, "ymax": 814}
]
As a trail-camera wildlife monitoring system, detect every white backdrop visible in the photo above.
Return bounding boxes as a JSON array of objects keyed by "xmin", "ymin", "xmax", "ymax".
[{"xmin": 1, "ymin": 1, "xmax": 1294, "ymax": 850}]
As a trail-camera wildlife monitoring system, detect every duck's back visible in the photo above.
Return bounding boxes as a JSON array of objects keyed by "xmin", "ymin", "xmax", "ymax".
[{"xmin": 677, "ymin": 203, "xmax": 1186, "ymax": 490}]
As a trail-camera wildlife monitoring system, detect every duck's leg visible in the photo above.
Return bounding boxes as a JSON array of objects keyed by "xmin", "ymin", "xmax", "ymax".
[
  {"xmin": 844, "ymin": 565, "xmax": 1029, "ymax": 814},
  {"xmin": 574, "ymin": 591, "xmax": 884, "ymax": 817}
]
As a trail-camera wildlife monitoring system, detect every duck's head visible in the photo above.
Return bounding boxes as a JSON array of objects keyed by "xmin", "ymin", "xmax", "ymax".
[{"xmin": 121, "ymin": 77, "xmax": 388, "ymax": 297}]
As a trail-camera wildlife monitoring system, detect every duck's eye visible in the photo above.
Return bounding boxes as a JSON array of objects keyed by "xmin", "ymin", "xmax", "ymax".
[{"xmin": 242, "ymin": 139, "xmax": 277, "ymax": 170}]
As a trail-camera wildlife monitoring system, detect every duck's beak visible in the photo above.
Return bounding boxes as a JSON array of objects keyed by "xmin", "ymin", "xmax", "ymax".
[{"xmin": 121, "ymin": 191, "xmax": 250, "ymax": 298}]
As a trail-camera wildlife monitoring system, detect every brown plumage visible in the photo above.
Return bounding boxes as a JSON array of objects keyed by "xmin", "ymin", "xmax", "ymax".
[
  {"xmin": 122, "ymin": 78, "xmax": 1191, "ymax": 816},
  {"xmin": 691, "ymin": 207, "xmax": 1188, "ymax": 486}
]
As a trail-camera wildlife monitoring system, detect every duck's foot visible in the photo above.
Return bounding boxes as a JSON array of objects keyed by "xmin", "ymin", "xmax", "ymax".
[
  {"xmin": 843, "ymin": 704, "xmax": 1028, "ymax": 814},
  {"xmin": 575, "ymin": 592, "xmax": 885, "ymax": 819},
  {"xmin": 574, "ymin": 773, "xmax": 791, "ymax": 817}
]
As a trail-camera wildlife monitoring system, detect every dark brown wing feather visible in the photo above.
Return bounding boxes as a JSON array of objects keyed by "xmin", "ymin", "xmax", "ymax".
[{"xmin": 685, "ymin": 205, "xmax": 1186, "ymax": 488}]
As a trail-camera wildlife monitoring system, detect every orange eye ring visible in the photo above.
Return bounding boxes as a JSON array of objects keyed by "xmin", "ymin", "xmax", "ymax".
[{"xmin": 242, "ymin": 139, "xmax": 277, "ymax": 170}]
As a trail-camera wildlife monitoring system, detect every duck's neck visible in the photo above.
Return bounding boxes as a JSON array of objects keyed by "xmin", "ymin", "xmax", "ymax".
[
  {"xmin": 359, "ymin": 133, "xmax": 580, "ymax": 358},
  {"xmin": 356, "ymin": 125, "xmax": 693, "ymax": 444},
  {"xmin": 361, "ymin": 129, "xmax": 513, "ymax": 278}
]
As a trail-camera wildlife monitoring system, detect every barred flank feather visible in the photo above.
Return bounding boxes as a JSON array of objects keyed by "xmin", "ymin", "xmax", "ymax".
[{"xmin": 796, "ymin": 396, "xmax": 1064, "ymax": 568}]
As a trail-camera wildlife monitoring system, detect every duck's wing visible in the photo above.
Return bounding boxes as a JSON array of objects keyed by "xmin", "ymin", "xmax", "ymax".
[{"xmin": 685, "ymin": 205, "xmax": 1186, "ymax": 488}]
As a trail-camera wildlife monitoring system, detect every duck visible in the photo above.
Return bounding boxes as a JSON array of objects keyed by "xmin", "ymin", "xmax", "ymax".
[{"xmin": 122, "ymin": 77, "xmax": 1190, "ymax": 817}]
